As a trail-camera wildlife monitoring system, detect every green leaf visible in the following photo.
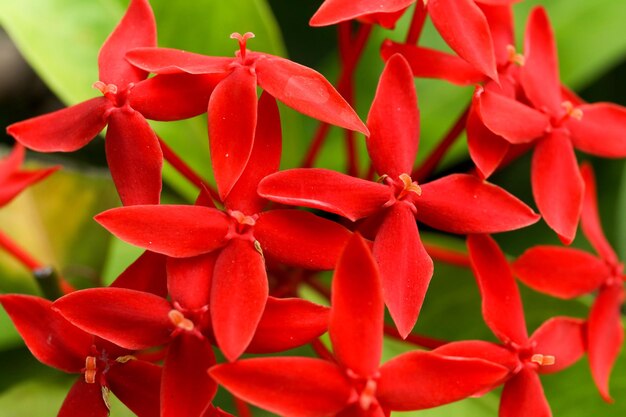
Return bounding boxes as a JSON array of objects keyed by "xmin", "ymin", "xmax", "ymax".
[
  {"xmin": 616, "ymin": 163, "xmax": 626, "ymax": 260},
  {"xmin": 0, "ymin": 378, "xmax": 72, "ymax": 417}
]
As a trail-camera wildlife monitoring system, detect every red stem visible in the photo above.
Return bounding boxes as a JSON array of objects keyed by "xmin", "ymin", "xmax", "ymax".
[
  {"xmin": 301, "ymin": 24, "xmax": 372, "ymax": 168},
  {"xmin": 158, "ymin": 137, "xmax": 220, "ymax": 201},
  {"xmin": 412, "ymin": 106, "xmax": 470, "ymax": 182},
  {"xmin": 405, "ymin": 0, "xmax": 428, "ymax": 45},
  {"xmin": 311, "ymin": 338, "xmax": 335, "ymax": 362},
  {"xmin": 383, "ymin": 324, "xmax": 448, "ymax": 350},
  {"xmin": 233, "ymin": 396, "xmax": 253, "ymax": 417},
  {"xmin": 0, "ymin": 228, "xmax": 42, "ymax": 270},
  {"xmin": 423, "ymin": 243, "xmax": 470, "ymax": 268}
]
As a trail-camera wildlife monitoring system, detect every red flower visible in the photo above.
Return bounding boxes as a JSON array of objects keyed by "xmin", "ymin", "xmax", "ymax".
[
  {"xmin": 210, "ymin": 234, "xmax": 509, "ymax": 416},
  {"xmin": 258, "ymin": 54, "xmax": 539, "ymax": 337},
  {"xmin": 438, "ymin": 234, "xmax": 586, "ymax": 417},
  {"xmin": 475, "ymin": 7, "xmax": 626, "ymax": 243},
  {"xmin": 6, "ymin": 0, "xmax": 218, "ymax": 205},
  {"xmin": 0, "ymin": 294, "xmax": 161, "ymax": 417},
  {"xmin": 513, "ymin": 163, "xmax": 625, "ymax": 402},
  {"xmin": 125, "ymin": 33, "xmax": 368, "ymax": 199},
  {"xmin": 0, "ymin": 144, "xmax": 58, "ymax": 207}
]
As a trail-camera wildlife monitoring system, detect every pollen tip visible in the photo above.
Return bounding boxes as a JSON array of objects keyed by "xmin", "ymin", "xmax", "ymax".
[
  {"xmin": 168, "ymin": 309, "xmax": 194, "ymax": 331},
  {"xmin": 530, "ymin": 353, "xmax": 555, "ymax": 366}
]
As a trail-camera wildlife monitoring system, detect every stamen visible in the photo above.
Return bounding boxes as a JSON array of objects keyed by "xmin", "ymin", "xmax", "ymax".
[
  {"xmin": 115, "ymin": 355, "xmax": 136, "ymax": 364},
  {"xmin": 358, "ymin": 379, "xmax": 377, "ymax": 410},
  {"xmin": 530, "ymin": 354, "xmax": 555, "ymax": 366},
  {"xmin": 399, "ymin": 173, "xmax": 422, "ymax": 196},
  {"xmin": 230, "ymin": 32, "xmax": 255, "ymax": 60},
  {"xmin": 229, "ymin": 210, "xmax": 257, "ymax": 226},
  {"xmin": 93, "ymin": 81, "xmax": 118, "ymax": 95},
  {"xmin": 84, "ymin": 356, "xmax": 97, "ymax": 384},
  {"xmin": 506, "ymin": 45, "xmax": 525, "ymax": 66},
  {"xmin": 561, "ymin": 101, "xmax": 583, "ymax": 120},
  {"xmin": 168, "ymin": 310, "xmax": 194, "ymax": 331}
]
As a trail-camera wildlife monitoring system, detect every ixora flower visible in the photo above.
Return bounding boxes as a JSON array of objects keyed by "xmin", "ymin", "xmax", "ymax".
[
  {"xmin": 210, "ymin": 234, "xmax": 509, "ymax": 417},
  {"xmin": 311, "ymin": 0, "xmax": 521, "ymax": 80},
  {"xmin": 6, "ymin": 0, "xmax": 218, "ymax": 206},
  {"xmin": 437, "ymin": 234, "xmax": 586, "ymax": 417},
  {"xmin": 475, "ymin": 7, "xmax": 626, "ymax": 243},
  {"xmin": 258, "ymin": 54, "xmax": 539, "ymax": 338},
  {"xmin": 0, "ymin": 294, "xmax": 161, "ymax": 417},
  {"xmin": 90, "ymin": 94, "xmax": 350, "ymax": 362},
  {"xmin": 125, "ymin": 32, "xmax": 367, "ymax": 200},
  {"xmin": 513, "ymin": 163, "xmax": 625, "ymax": 402},
  {"xmin": 0, "ymin": 143, "xmax": 58, "ymax": 207}
]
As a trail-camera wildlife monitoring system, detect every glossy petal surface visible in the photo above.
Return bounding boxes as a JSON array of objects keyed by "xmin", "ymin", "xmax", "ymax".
[
  {"xmin": 126, "ymin": 47, "xmax": 233, "ymax": 75},
  {"xmin": 568, "ymin": 103, "xmax": 626, "ymax": 157},
  {"xmin": 530, "ymin": 317, "xmax": 585, "ymax": 374},
  {"xmin": 111, "ymin": 250, "xmax": 168, "ymax": 298},
  {"xmin": 166, "ymin": 253, "xmax": 216, "ymax": 310},
  {"xmin": 211, "ymin": 239, "xmax": 268, "ymax": 361},
  {"xmin": 7, "ymin": 98, "xmax": 109, "ymax": 152},
  {"xmin": 258, "ymin": 169, "xmax": 390, "ymax": 221},
  {"xmin": 467, "ymin": 102, "xmax": 509, "ymax": 179},
  {"xmin": 107, "ymin": 360, "xmax": 162, "ymax": 417},
  {"xmin": 500, "ymin": 369, "xmax": 551, "ymax": 417},
  {"xmin": 531, "ymin": 130, "xmax": 583, "ymax": 244},
  {"xmin": 210, "ymin": 357, "xmax": 351, "ymax": 417},
  {"xmin": 310, "ymin": 0, "xmax": 413, "ymax": 26},
  {"xmin": 58, "ymin": 379, "xmax": 109, "ymax": 417},
  {"xmin": 95, "ymin": 205, "xmax": 229, "ymax": 257},
  {"xmin": 375, "ymin": 204, "xmax": 432, "ymax": 339}
]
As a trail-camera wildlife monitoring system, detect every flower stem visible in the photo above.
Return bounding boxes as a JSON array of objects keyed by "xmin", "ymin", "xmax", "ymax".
[
  {"xmin": 423, "ymin": 242, "xmax": 470, "ymax": 268},
  {"xmin": 412, "ymin": 106, "xmax": 470, "ymax": 182},
  {"xmin": 233, "ymin": 396, "xmax": 253, "ymax": 417},
  {"xmin": 158, "ymin": 137, "xmax": 220, "ymax": 201},
  {"xmin": 311, "ymin": 338, "xmax": 335, "ymax": 362},
  {"xmin": 405, "ymin": 0, "xmax": 428, "ymax": 45},
  {"xmin": 0, "ymin": 228, "xmax": 42, "ymax": 270}
]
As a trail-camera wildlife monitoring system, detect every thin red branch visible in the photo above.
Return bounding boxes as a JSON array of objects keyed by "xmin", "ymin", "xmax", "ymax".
[
  {"xmin": 412, "ymin": 106, "xmax": 470, "ymax": 182},
  {"xmin": 233, "ymin": 396, "xmax": 253, "ymax": 417},
  {"xmin": 310, "ymin": 338, "xmax": 336, "ymax": 362},
  {"xmin": 383, "ymin": 324, "xmax": 448, "ymax": 350},
  {"xmin": 423, "ymin": 242, "xmax": 471, "ymax": 268},
  {"xmin": 0, "ymin": 228, "xmax": 42, "ymax": 270},
  {"xmin": 158, "ymin": 137, "xmax": 220, "ymax": 201},
  {"xmin": 405, "ymin": 0, "xmax": 428, "ymax": 45}
]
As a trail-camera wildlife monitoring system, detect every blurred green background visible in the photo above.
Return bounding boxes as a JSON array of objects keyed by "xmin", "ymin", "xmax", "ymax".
[{"xmin": 0, "ymin": 0, "xmax": 625, "ymax": 415}]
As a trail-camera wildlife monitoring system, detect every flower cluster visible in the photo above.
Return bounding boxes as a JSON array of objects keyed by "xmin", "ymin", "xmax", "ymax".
[{"xmin": 1, "ymin": 0, "xmax": 625, "ymax": 416}]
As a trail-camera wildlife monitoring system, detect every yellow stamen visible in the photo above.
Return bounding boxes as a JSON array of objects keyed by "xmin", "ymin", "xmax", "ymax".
[
  {"xmin": 84, "ymin": 356, "xmax": 97, "ymax": 384},
  {"xmin": 506, "ymin": 45, "xmax": 525, "ymax": 66},
  {"xmin": 530, "ymin": 354, "xmax": 555, "ymax": 366},
  {"xmin": 562, "ymin": 101, "xmax": 583, "ymax": 120},
  {"xmin": 168, "ymin": 310, "xmax": 194, "ymax": 331},
  {"xmin": 399, "ymin": 173, "xmax": 422, "ymax": 196}
]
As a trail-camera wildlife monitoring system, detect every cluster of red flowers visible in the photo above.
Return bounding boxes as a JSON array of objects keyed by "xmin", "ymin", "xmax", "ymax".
[{"xmin": 1, "ymin": 0, "xmax": 625, "ymax": 416}]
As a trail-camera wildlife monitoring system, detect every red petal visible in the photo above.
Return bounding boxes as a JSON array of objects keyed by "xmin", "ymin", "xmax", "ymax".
[
  {"xmin": 58, "ymin": 378, "xmax": 109, "ymax": 417},
  {"xmin": 258, "ymin": 169, "xmax": 391, "ymax": 221},
  {"xmin": 255, "ymin": 209, "xmax": 352, "ymax": 270},
  {"xmin": 587, "ymin": 285, "xmax": 625, "ymax": 402},
  {"xmin": 477, "ymin": 89, "xmax": 549, "ymax": 144},
  {"xmin": 129, "ymin": 74, "xmax": 221, "ymax": 121},
  {"xmin": 467, "ymin": 99, "xmax": 509, "ymax": 179},
  {"xmin": 479, "ymin": 4, "xmax": 515, "ymax": 66},
  {"xmin": 126, "ymin": 47, "xmax": 233, "ymax": 75},
  {"xmin": 467, "ymin": 234, "xmax": 528, "ymax": 345},
  {"xmin": 428, "ymin": 0, "xmax": 498, "ymax": 81},
  {"xmin": 211, "ymin": 239, "xmax": 268, "ymax": 361},
  {"xmin": 434, "ymin": 340, "xmax": 520, "ymax": 372},
  {"xmin": 330, "ymin": 233, "xmax": 383, "ymax": 378},
  {"xmin": 225, "ymin": 93, "xmax": 281, "ymax": 214},
  {"xmin": 366, "ymin": 54, "xmax": 419, "ymax": 177},
  {"xmin": 380, "ymin": 41, "xmax": 485, "ymax": 86},
  {"xmin": 417, "ymin": 174, "xmax": 540, "ymax": 234},
  {"xmin": 310, "ymin": 0, "xmax": 414, "ymax": 26},
  {"xmin": 53, "ymin": 288, "xmax": 173, "ymax": 350},
  {"xmin": 0, "ymin": 167, "xmax": 59, "ymax": 207},
  {"xmin": 98, "ymin": 0, "xmax": 155, "ymax": 86},
  {"xmin": 0, "ymin": 143, "xmax": 25, "ymax": 182},
  {"xmin": 378, "ymin": 350, "xmax": 509, "ymax": 411},
  {"xmin": 531, "ymin": 130, "xmax": 583, "ymax": 244},
  {"xmin": 247, "ymin": 297, "xmax": 329, "ymax": 353},
  {"xmin": 209, "ymin": 357, "xmax": 351, "ymax": 417},
  {"xmin": 567, "ymin": 103, "xmax": 626, "ymax": 157},
  {"xmin": 255, "ymin": 55, "xmax": 368, "ymax": 135},
  {"xmin": 95, "ymin": 205, "xmax": 229, "ymax": 257},
  {"xmin": 162, "ymin": 334, "xmax": 217, "ymax": 417},
  {"xmin": 521, "ymin": 7, "xmax": 561, "ymax": 116},
  {"xmin": 7, "ymin": 98, "xmax": 108, "ymax": 152},
  {"xmin": 107, "ymin": 360, "xmax": 162, "ymax": 417},
  {"xmin": 0, "ymin": 295, "xmax": 91, "ymax": 373},
  {"xmin": 580, "ymin": 163, "xmax": 619, "ymax": 264},
  {"xmin": 105, "ymin": 111, "xmax": 162, "ymax": 205},
  {"xmin": 166, "ymin": 253, "xmax": 216, "ymax": 310},
  {"xmin": 500, "ymin": 369, "xmax": 551, "ymax": 417},
  {"xmin": 208, "ymin": 67, "xmax": 258, "ymax": 200},
  {"xmin": 111, "ymin": 250, "xmax": 168, "ymax": 298},
  {"xmin": 513, "ymin": 246, "xmax": 609, "ymax": 299},
  {"xmin": 375, "ymin": 204, "xmax": 433, "ymax": 339},
  {"xmin": 530, "ymin": 317, "xmax": 585, "ymax": 374}
]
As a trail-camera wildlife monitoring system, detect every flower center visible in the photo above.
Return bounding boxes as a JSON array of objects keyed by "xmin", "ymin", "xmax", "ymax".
[
  {"xmin": 225, "ymin": 210, "xmax": 258, "ymax": 241},
  {"xmin": 94, "ymin": 81, "xmax": 134, "ymax": 114},
  {"xmin": 510, "ymin": 342, "xmax": 556, "ymax": 371},
  {"xmin": 168, "ymin": 309, "xmax": 195, "ymax": 331}
]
